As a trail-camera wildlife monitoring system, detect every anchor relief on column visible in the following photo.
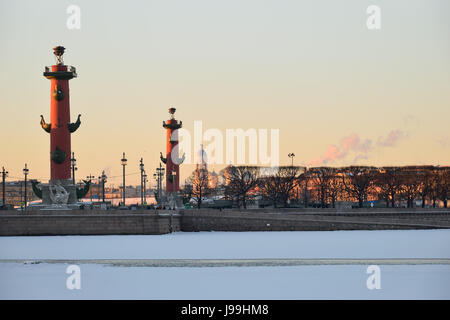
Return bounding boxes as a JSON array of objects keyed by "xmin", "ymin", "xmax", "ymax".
[{"xmin": 51, "ymin": 146, "xmax": 66, "ymax": 164}]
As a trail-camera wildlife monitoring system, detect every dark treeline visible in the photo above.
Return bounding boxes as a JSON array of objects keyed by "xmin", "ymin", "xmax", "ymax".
[{"xmin": 191, "ymin": 165, "xmax": 449, "ymax": 209}]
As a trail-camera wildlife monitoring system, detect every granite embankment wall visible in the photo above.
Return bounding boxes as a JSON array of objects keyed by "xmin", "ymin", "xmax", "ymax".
[
  {"xmin": 0, "ymin": 208, "xmax": 449, "ymax": 236},
  {"xmin": 0, "ymin": 210, "xmax": 180, "ymax": 236},
  {"xmin": 179, "ymin": 208, "xmax": 450, "ymax": 232}
]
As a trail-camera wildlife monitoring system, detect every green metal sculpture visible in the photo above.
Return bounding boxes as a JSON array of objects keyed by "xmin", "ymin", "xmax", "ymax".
[
  {"xmin": 76, "ymin": 179, "xmax": 91, "ymax": 199},
  {"xmin": 67, "ymin": 114, "xmax": 81, "ymax": 133},
  {"xmin": 160, "ymin": 152, "xmax": 167, "ymax": 164},
  {"xmin": 40, "ymin": 115, "xmax": 51, "ymax": 133},
  {"xmin": 31, "ymin": 180, "xmax": 42, "ymax": 199},
  {"xmin": 51, "ymin": 146, "xmax": 66, "ymax": 164}
]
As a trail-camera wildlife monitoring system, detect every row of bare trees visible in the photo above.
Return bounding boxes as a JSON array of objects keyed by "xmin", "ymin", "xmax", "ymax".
[
  {"xmin": 375, "ymin": 166, "xmax": 449, "ymax": 208},
  {"xmin": 184, "ymin": 165, "xmax": 449, "ymax": 209},
  {"xmin": 301, "ymin": 165, "xmax": 449, "ymax": 209}
]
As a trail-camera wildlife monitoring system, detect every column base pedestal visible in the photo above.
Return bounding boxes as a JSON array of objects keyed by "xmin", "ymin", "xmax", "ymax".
[
  {"xmin": 32, "ymin": 179, "xmax": 80, "ymax": 210},
  {"xmin": 159, "ymin": 191, "xmax": 183, "ymax": 210}
]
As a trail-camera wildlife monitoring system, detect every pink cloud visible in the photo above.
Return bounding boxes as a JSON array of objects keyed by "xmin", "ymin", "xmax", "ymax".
[
  {"xmin": 307, "ymin": 133, "xmax": 372, "ymax": 166},
  {"xmin": 307, "ymin": 129, "xmax": 408, "ymax": 166},
  {"xmin": 323, "ymin": 144, "xmax": 343, "ymax": 161},
  {"xmin": 377, "ymin": 130, "xmax": 407, "ymax": 147},
  {"xmin": 341, "ymin": 133, "xmax": 359, "ymax": 151}
]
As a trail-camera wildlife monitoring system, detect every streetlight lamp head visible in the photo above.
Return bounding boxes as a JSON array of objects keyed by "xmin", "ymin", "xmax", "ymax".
[
  {"xmin": 121, "ymin": 152, "xmax": 127, "ymax": 166},
  {"xmin": 71, "ymin": 152, "xmax": 76, "ymax": 166}
]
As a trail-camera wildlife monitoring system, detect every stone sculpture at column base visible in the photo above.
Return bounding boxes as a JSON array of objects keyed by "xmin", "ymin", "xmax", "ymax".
[
  {"xmin": 31, "ymin": 179, "xmax": 89, "ymax": 210},
  {"xmin": 166, "ymin": 191, "xmax": 184, "ymax": 210}
]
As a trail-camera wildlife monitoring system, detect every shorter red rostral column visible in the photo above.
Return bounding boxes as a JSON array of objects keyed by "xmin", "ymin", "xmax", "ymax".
[{"xmin": 161, "ymin": 108, "xmax": 183, "ymax": 193}]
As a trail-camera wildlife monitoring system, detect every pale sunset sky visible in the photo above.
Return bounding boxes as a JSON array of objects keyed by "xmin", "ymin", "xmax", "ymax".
[{"xmin": 0, "ymin": 0, "xmax": 449, "ymax": 186}]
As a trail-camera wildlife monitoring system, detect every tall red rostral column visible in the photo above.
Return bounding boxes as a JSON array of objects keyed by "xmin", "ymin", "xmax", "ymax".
[
  {"xmin": 34, "ymin": 46, "xmax": 88, "ymax": 207},
  {"xmin": 161, "ymin": 108, "xmax": 183, "ymax": 193},
  {"xmin": 41, "ymin": 46, "xmax": 80, "ymax": 181}
]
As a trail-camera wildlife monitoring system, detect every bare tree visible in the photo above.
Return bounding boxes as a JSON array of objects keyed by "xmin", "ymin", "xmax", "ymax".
[
  {"xmin": 341, "ymin": 166, "xmax": 376, "ymax": 208},
  {"xmin": 182, "ymin": 182, "xmax": 193, "ymax": 206},
  {"xmin": 298, "ymin": 169, "xmax": 311, "ymax": 208},
  {"xmin": 429, "ymin": 172, "xmax": 439, "ymax": 208},
  {"xmin": 186, "ymin": 167, "xmax": 210, "ymax": 209},
  {"xmin": 223, "ymin": 166, "xmax": 260, "ymax": 209},
  {"xmin": 326, "ymin": 168, "xmax": 343, "ymax": 208},
  {"xmin": 416, "ymin": 166, "xmax": 435, "ymax": 208},
  {"xmin": 374, "ymin": 167, "xmax": 402, "ymax": 208},
  {"xmin": 309, "ymin": 167, "xmax": 333, "ymax": 208},
  {"xmin": 437, "ymin": 167, "xmax": 450, "ymax": 208},
  {"xmin": 277, "ymin": 166, "xmax": 301, "ymax": 207},
  {"xmin": 374, "ymin": 170, "xmax": 390, "ymax": 208},
  {"xmin": 259, "ymin": 166, "xmax": 301, "ymax": 207},
  {"xmin": 398, "ymin": 167, "xmax": 421, "ymax": 208},
  {"xmin": 258, "ymin": 174, "xmax": 279, "ymax": 208}
]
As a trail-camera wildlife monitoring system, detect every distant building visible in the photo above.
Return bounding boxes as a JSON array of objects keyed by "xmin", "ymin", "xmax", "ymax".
[{"xmin": 2, "ymin": 181, "xmax": 38, "ymax": 207}]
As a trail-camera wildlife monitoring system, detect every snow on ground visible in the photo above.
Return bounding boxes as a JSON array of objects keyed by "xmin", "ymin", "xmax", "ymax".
[
  {"xmin": 1, "ymin": 230, "xmax": 449, "ymax": 299},
  {"xmin": 0, "ymin": 229, "xmax": 449, "ymax": 260}
]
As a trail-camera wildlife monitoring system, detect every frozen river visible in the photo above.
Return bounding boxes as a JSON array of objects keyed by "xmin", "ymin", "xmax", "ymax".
[{"xmin": 1, "ymin": 229, "xmax": 449, "ymax": 299}]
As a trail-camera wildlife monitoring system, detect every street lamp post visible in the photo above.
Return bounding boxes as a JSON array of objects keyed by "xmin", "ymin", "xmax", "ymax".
[
  {"xmin": 143, "ymin": 170, "xmax": 147, "ymax": 206},
  {"xmin": 139, "ymin": 158, "xmax": 144, "ymax": 207},
  {"xmin": 96, "ymin": 176, "xmax": 100, "ymax": 202},
  {"xmin": 71, "ymin": 152, "xmax": 77, "ymax": 185},
  {"xmin": 196, "ymin": 184, "xmax": 201, "ymax": 209},
  {"xmin": 1, "ymin": 167, "xmax": 8, "ymax": 207},
  {"xmin": 288, "ymin": 153, "xmax": 295, "ymax": 167},
  {"xmin": 172, "ymin": 170, "xmax": 177, "ymax": 209},
  {"xmin": 304, "ymin": 167, "xmax": 308, "ymax": 208},
  {"xmin": 169, "ymin": 170, "xmax": 177, "ymax": 231},
  {"xmin": 121, "ymin": 152, "xmax": 127, "ymax": 206},
  {"xmin": 153, "ymin": 172, "xmax": 158, "ymax": 200},
  {"xmin": 23, "ymin": 164, "xmax": 29, "ymax": 211},
  {"xmin": 86, "ymin": 174, "xmax": 95, "ymax": 202},
  {"xmin": 99, "ymin": 171, "xmax": 107, "ymax": 203},
  {"xmin": 156, "ymin": 163, "xmax": 165, "ymax": 201}
]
